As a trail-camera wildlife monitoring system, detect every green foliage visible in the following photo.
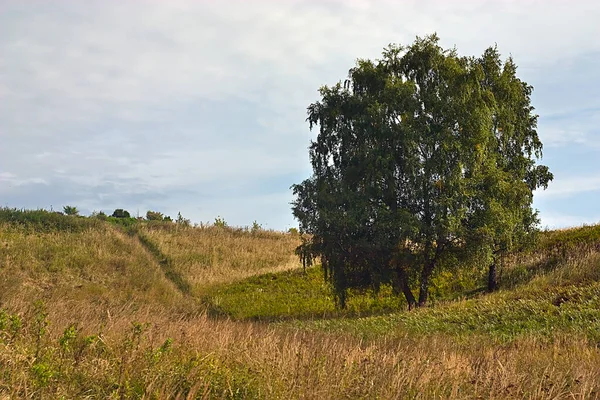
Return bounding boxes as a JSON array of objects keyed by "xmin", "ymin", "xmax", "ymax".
[
  {"xmin": 295, "ymin": 283, "xmax": 600, "ymax": 343},
  {"xmin": 292, "ymin": 34, "xmax": 551, "ymax": 308},
  {"xmin": 31, "ymin": 361, "xmax": 56, "ymax": 388},
  {"xmin": 148, "ymin": 338, "xmax": 173, "ymax": 365},
  {"xmin": 59, "ymin": 324, "xmax": 77, "ymax": 353},
  {"xmin": 464, "ymin": 47, "xmax": 553, "ymax": 292},
  {"xmin": 32, "ymin": 300, "xmax": 49, "ymax": 360},
  {"xmin": 146, "ymin": 210, "xmax": 171, "ymax": 221},
  {"xmin": 0, "ymin": 207, "xmax": 98, "ymax": 233},
  {"xmin": 174, "ymin": 212, "xmax": 191, "ymax": 227},
  {"xmin": 92, "ymin": 210, "xmax": 140, "ymax": 228},
  {"xmin": 62, "ymin": 205, "xmax": 79, "ymax": 216},
  {"xmin": 214, "ymin": 215, "xmax": 227, "ymax": 228},
  {"xmin": 0, "ymin": 309, "xmax": 22, "ymax": 342},
  {"xmin": 250, "ymin": 220, "xmax": 262, "ymax": 234},
  {"xmin": 91, "ymin": 210, "xmax": 108, "ymax": 220},
  {"xmin": 106, "ymin": 215, "xmax": 139, "ymax": 228},
  {"xmin": 111, "ymin": 208, "xmax": 131, "ymax": 218},
  {"xmin": 205, "ymin": 267, "xmax": 407, "ymax": 321}
]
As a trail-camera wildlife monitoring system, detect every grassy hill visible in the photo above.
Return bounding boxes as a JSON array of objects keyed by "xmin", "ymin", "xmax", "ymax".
[
  {"xmin": 0, "ymin": 219, "xmax": 184, "ymax": 315},
  {"xmin": 137, "ymin": 222, "xmax": 301, "ymax": 292},
  {"xmin": 1, "ymin": 209, "xmax": 600, "ymax": 398}
]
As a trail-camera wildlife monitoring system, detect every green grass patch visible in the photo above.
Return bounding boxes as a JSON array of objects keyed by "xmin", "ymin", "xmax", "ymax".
[
  {"xmin": 288, "ymin": 282, "xmax": 600, "ymax": 342},
  {"xmin": 202, "ymin": 261, "xmax": 487, "ymax": 322},
  {"xmin": 204, "ymin": 266, "xmax": 405, "ymax": 321},
  {"xmin": 203, "ymin": 223, "xmax": 600, "ymax": 342}
]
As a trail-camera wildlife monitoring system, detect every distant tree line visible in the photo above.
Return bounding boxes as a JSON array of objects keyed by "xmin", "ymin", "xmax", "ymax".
[{"xmin": 1, "ymin": 206, "xmax": 291, "ymax": 235}]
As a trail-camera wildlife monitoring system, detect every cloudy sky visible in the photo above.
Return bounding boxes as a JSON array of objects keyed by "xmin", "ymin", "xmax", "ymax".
[{"xmin": 1, "ymin": 0, "xmax": 599, "ymax": 230}]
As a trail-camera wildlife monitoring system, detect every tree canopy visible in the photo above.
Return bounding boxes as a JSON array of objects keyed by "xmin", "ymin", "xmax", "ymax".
[
  {"xmin": 292, "ymin": 34, "xmax": 552, "ymax": 308},
  {"xmin": 146, "ymin": 210, "xmax": 172, "ymax": 222},
  {"xmin": 62, "ymin": 205, "xmax": 79, "ymax": 216},
  {"xmin": 111, "ymin": 209, "xmax": 131, "ymax": 219}
]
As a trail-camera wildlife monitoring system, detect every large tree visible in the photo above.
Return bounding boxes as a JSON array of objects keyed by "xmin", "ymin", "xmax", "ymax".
[
  {"xmin": 292, "ymin": 35, "xmax": 551, "ymax": 308},
  {"xmin": 466, "ymin": 47, "xmax": 553, "ymax": 291}
]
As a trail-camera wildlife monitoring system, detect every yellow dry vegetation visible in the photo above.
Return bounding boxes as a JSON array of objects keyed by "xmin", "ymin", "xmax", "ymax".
[
  {"xmin": 138, "ymin": 224, "xmax": 301, "ymax": 291},
  {"xmin": 1, "ymin": 304, "xmax": 599, "ymax": 399},
  {"xmin": 0, "ymin": 223, "xmax": 184, "ymax": 314},
  {"xmin": 2, "ymin": 219, "xmax": 600, "ymax": 398}
]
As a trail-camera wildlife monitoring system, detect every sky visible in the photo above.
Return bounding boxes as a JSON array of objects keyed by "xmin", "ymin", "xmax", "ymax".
[{"xmin": 1, "ymin": 0, "xmax": 599, "ymax": 230}]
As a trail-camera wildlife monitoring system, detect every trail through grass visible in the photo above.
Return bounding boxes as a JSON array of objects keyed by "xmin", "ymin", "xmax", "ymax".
[
  {"xmin": 138, "ymin": 224, "xmax": 301, "ymax": 292},
  {"xmin": 134, "ymin": 228, "xmax": 193, "ymax": 295}
]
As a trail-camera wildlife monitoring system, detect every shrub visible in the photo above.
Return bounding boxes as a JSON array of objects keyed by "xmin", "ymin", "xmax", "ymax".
[
  {"xmin": 0, "ymin": 207, "xmax": 97, "ymax": 233},
  {"xmin": 251, "ymin": 221, "xmax": 262, "ymax": 234},
  {"xmin": 146, "ymin": 210, "xmax": 172, "ymax": 222},
  {"xmin": 214, "ymin": 216, "xmax": 227, "ymax": 228},
  {"xmin": 111, "ymin": 209, "xmax": 131, "ymax": 218},
  {"xmin": 62, "ymin": 205, "xmax": 79, "ymax": 216},
  {"xmin": 91, "ymin": 210, "xmax": 108, "ymax": 221},
  {"xmin": 146, "ymin": 210, "xmax": 163, "ymax": 221},
  {"xmin": 176, "ymin": 212, "xmax": 191, "ymax": 227}
]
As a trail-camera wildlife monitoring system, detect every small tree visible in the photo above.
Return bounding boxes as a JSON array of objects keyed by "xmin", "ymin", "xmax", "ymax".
[
  {"xmin": 466, "ymin": 47, "xmax": 552, "ymax": 291},
  {"xmin": 250, "ymin": 221, "xmax": 262, "ymax": 234},
  {"xmin": 146, "ymin": 210, "xmax": 170, "ymax": 221},
  {"xmin": 176, "ymin": 212, "xmax": 191, "ymax": 227},
  {"xmin": 91, "ymin": 210, "xmax": 108, "ymax": 220},
  {"xmin": 213, "ymin": 216, "xmax": 227, "ymax": 228},
  {"xmin": 111, "ymin": 209, "xmax": 131, "ymax": 219},
  {"xmin": 62, "ymin": 205, "xmax": 79, "ymax": 216}
]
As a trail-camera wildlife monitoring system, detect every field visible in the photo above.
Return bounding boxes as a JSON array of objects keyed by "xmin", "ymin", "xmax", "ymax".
[{"xmin": 2, "ymin": 210, "xmax": 600, "ymax": 398}]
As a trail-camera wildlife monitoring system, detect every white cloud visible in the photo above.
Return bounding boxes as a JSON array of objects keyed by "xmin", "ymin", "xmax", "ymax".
[
  {"xmin": 539, "ymin": 213, "xmax": 600, "ymax": 230},
  {"xmin": 542, "ymin": 128, "xmax": 590, "ymax": 147},
  {"xmin": 0, "ymin": 173, "xmax": 48, "ymax": 188},
  {"xmin": 535, "ymin": 175, "xmax": 600, "ymax": 199},
  {"xmin": 1, "ymin": 0, "xmax": 600, "ymax": 228}
]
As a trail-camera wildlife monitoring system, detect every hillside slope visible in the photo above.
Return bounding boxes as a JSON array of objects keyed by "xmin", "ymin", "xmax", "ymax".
[
  {"xmin": 138, "ymin": 223, "xmax": 301, "ymax": 292},
  {"xmin": 208, "ymin": 225, "xmax": 600, "ymax": 341},
  {"xmin": 0, "ymin": 221, "xmax": 185, "ymax": 316},
  {"xmin": 2, "ymin": 210, "xmax": 600, "ymax": 399}
]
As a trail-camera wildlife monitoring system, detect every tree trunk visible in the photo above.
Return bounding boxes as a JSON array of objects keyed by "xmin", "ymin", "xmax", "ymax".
[
  {"xmin": 418, "ymin": 259, "xmax": 436, "ymax": 307},
  {"xmin": 392, "ymin": 267, "xmax": 416, "ymax": 310},
  {"xmin": 488, "ymin": 259, "xmax": 498, "ymax": 292}
]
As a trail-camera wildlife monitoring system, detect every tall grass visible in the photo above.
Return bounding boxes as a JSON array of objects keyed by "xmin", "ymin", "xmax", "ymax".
[
  {"xmin": 1, "ymin": 305, "xmax": 599, "ymax": 399},
  {"xmin": 139, "ymin": 224, "xmax": 301, "ymax": 291},
  {"xmin": 0, "ymin": 222, "xmax": 186, "ymax": 316},
  {"xmin": 3, "ymin": 212, "xmax": 600, "ymax": 398}
]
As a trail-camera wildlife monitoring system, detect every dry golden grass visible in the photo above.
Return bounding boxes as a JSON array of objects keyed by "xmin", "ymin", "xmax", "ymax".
[
  {"xmin": 3, "ymin": 219, "xmax": 600, "ymax": 399},
  {"xmin": 139, "ymin": 224, "xmax": 301, "ymax": 291},
  {"xmin": 0, "ymin": 223, "xmax": 185, "ymax": 313},
  {"xmin": 2, "ymin": 303, "xmax": 600, "ymax": 399}
]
